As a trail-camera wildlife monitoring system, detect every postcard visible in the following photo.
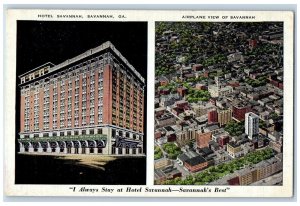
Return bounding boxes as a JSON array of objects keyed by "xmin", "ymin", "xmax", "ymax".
[{"xmin": 4, "ymin": 9, "xmax": 294, "ymax": 197}]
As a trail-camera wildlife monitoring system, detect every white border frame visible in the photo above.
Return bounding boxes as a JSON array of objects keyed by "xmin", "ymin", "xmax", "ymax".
[{"xmin": 3, "ymin": 9, "xmax": 294, "ymax": 198}]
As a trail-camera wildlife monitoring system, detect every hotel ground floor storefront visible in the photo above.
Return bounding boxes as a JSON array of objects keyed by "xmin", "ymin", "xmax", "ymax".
[{"xmin": 18, "ymin": 125, "xmax": 144, "ymax": 155}]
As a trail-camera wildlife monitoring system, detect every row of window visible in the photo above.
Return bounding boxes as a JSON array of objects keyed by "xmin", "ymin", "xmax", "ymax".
[
  {"xmin": 23, "ymin": 114, "xmax": 105, "ymax": 132},
  {"xmin": 21, "ymin": 66, "xmax": 105, "ymax": 98},
  {"xmin": 26, "ymin": 87, "xmax": 103, "ymax": 103}
]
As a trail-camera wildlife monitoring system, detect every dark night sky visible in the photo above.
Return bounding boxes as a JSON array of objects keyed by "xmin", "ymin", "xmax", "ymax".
[
  {"xmin": 15, "ymin": 21, "xmax": 148, "ymax": 152},
  {"xmin": 17, "ymin": 21, "xmax": 147, "ymax": 77}
]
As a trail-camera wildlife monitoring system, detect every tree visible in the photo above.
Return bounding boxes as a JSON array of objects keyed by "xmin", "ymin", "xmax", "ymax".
[
  {"xmin": 224, "ymin": 121, "xmax": 244, "ymax": 136},
  {"xmin": 162, "ymin": 147, "xmax": 275, "ymax": 185},
  {"xmin": 162, "ymin": 143, "xmax": 182, "ymax": 160},
  {"xmin": 154, "ymin": 146, "xmax": 163, "ymax": 160}
]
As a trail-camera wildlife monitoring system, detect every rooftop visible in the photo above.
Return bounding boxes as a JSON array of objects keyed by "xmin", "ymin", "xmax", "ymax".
[
  {"xmin": 19, "ymin": 41, "xmax": 145, "ymax": 84},
  {"xmin": 198, "ymin": 147, "xmax": 214, "ymax": 156},
  {"xmin": 246, "ymin": 112, "xmax": 259, "ymax": 118},
  {"xmin": 227, "ymin": 142, "xmax": 241, "ymax": 148},
  {"xmin": 185, "ymin": 156, "xmax": 207, "ymax": 166},
  {"xmin": 164, "ymin": 126, "xmax": 175, "ymax": 132}
]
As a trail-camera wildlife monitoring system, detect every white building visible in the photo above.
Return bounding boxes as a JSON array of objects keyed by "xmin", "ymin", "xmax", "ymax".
[
  {"xmin": 227, "ymin": 52, "xmax": 242, "ymax": 62},
  {"xmin": 245, "ymin": 112, "xmax": 259, "ymax": 140},
  {"xmin": 208, "ymin": 85, "xmax": 233, "ymax": 98}
]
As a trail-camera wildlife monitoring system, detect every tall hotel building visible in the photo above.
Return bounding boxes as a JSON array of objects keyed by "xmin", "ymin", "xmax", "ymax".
[
  {"xmin": 245, "ymin": 112, "xmax": 259, "ymax": 140},
  {"xmin": 18, "ymin": 41, "xmax": 145, "ymax": 155}
]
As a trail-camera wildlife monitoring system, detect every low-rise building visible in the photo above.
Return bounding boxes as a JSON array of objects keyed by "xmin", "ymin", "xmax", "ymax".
[
  {"xmin": 227, "ymin": 142, "xmax": 243, "ymax": 158},
  {"xmin": 156, "ymin": 113, "xmax": 177, "ymax": 128},
  {"xmin": 160, "ymin": 94, "xmax": 181, "ymax": 108},
  {"xmin": 227, "ymin": 52, "xmax": 242, "ymax": 62},
  {"xmin": 154, "ymin": 158, "xmax": 173, "ymax": 169},
  {"xmin": 177, "ymin": 150, "xmax": 199, "ymax": 166},
  {"xmin": 155, "ymin": 107, "xmax": 166, "ymax": 117},
  {"xmin": 191, "ymin": 102, "xmax": 214, "ymax": 117},
  {"xmin": 154, "ymin": 167, "xmax": 182, "ymax": 184},
  {"xmin": 177, "ymin": 86, "xmax": 188, "ymax": 97},
  {"xmin": 195, "ymin": 83, "xmax": 207, "ymax": 90},
  {"xmin": 258, "ymin": 98, "xmax": 273, "ymax": 107},
  {"xmin": 176, "ymin": 100, "xmax": 189, "ymax": 109},
  {"xmin": 197, "ymin": 147, "xmax": 214, "ymax": 157},
  {"xmin": 259, "ymin": 111, "xmax": 270, "ymax": 120},
  {"xmin": 196, "ymin": 130, "xmax": 212, "ymax": 149},
  {"xmin": 155, "ymin": 135, "xmax": 167, "ymax": 145},
  {"xmin": 208, "ymin": 85, "xmax": 233, "ymax": 98},
  {"xmin": 159, "ymin": 76, "xmax": 169, "ymax": 86},
  {"xmin": 232, "ymin": 102, "xmax": 252, "ymax": 122},
  {"xmin": 269, "ymin": 140, "xmax": 283, "ymax": 153},
  {"xmin": 214, "ymin": 149, "xmax": 230, "ymax": 164},
  {"xmin": 192, "ymin": 64, "xmax": 203, "ymax": 71},
  {"xmin": 184, "ymin": 156, "xmax": 208, "ymax": 173},
  {"xmin": 218, "ymin": 135, "xmax": 230, "ymax": 148}
]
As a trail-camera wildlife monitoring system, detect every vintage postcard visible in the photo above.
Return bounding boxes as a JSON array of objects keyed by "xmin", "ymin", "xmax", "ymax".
[{"xmin": 4, "ymin": 9, "xmax": 294, "ymax": 197}]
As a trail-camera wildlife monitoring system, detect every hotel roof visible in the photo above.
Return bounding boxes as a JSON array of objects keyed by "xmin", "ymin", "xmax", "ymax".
[{"xmin": 19, "ymin": 41, "xmax": 145, "ymax": 83}]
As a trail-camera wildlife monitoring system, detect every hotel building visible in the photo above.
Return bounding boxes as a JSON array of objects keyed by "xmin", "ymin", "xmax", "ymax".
[
  {"xmin": 18, "ymin": 41, "xmax": 145, "ymax": 155},
  {"xmin": 245, "ymin": 112, "xmax": 259, "ymax": 140}
]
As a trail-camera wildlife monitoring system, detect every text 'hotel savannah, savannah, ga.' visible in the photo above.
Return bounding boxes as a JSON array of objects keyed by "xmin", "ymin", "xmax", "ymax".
[{"xmin": 18, "ymin": 41, "xmax": 145, "ymax": 156}]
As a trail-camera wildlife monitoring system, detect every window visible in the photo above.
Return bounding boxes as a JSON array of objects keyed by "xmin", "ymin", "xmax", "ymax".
[
  {"xmin": 90, "ymin": 108, "xmax": 94, "ymax": 115},
  {"xmin": 90, "ymin": 118, "xmax": 94, "ymax": 125}
]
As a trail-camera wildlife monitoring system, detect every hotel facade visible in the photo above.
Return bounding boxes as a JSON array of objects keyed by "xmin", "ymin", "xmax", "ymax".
[{"xmin": 18, "ymin": 41, "xmax": 145, "ymax": 155}]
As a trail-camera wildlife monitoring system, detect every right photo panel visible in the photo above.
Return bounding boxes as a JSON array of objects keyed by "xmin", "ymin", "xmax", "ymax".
[{"xmin": 154, "ymin": 22, "xmax": 284, "ymax": 186}]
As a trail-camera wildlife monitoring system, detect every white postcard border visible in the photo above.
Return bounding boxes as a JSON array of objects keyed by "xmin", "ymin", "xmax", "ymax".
[{"xmin": 4, "ymin": 9, "xmax": 294, "ymax": 197}]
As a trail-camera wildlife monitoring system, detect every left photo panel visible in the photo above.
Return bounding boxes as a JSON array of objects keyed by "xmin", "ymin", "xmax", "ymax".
[{"xmin": 15, "ymin": 21, "xmax": 147, "ymax": 185}]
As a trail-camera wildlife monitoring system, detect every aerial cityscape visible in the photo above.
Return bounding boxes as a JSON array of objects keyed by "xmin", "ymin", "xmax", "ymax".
[{"xmin": 154, "ymin": 22, "xmax": 284, "ymax": 186}]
